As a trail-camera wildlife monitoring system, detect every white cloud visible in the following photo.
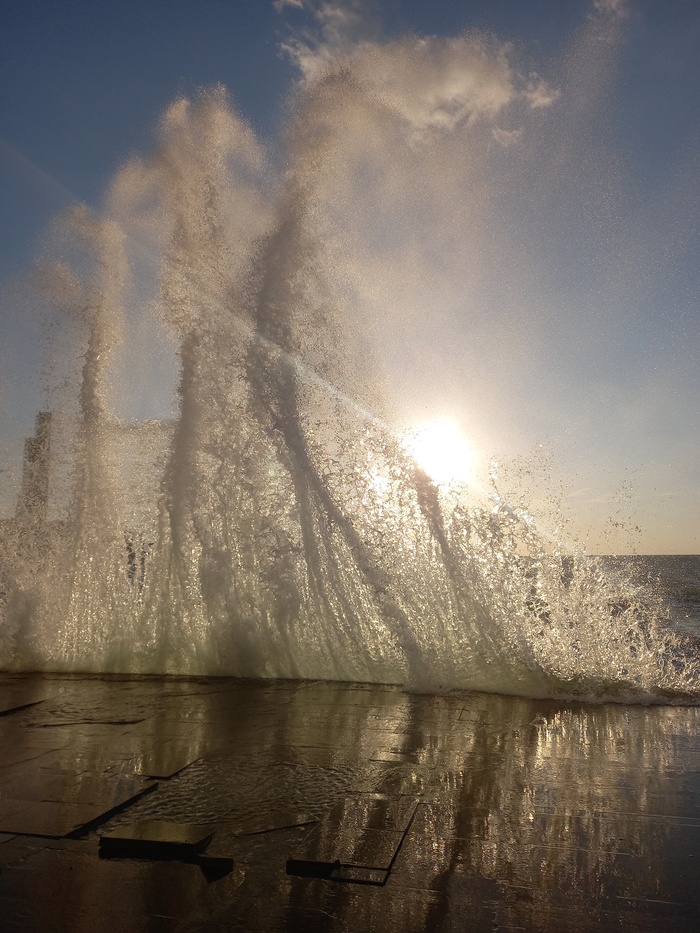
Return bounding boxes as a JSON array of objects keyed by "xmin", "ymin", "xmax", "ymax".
[
  {"xmin": 589, "ymin": 0, "xmax": 630, "ymax": 42},
  {"xmin": 276, "ymin": 0, "xmax": 380, "ymax": 77},
  {"xmin": 523, "ymin": 73, "xmax": 560, "ymax": 109},
  {"xmin": 273, "ymin": 0, "xmax": 304, "ymax": 11},
  {"xmin": 353, "ymin": 36, "xmax": 518, "ymax": 137},
  {"xmin": 492, "ymin": 126, "xmax": 523, "ymax": 148},
  {"xmin": 313, "ymin": 0, "xmax": 376, "ymax": 45},
  {"xmin": 593, "ymin": 0, "xmax": 629, "ymax": 19},
  {"xmin": 276, "ymin": 3, "xmax": 559, "ymax": 143}
]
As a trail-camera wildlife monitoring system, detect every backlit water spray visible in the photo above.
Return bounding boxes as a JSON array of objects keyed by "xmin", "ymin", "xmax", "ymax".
[{"xmin": 0, "ymin": 36, "xmax": 698, "ymax": 702}]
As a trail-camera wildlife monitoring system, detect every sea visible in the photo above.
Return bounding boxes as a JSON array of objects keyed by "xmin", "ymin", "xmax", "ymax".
[{"xmin": 601, "ymin": 554, "xmax": 700, "ymax": 639}]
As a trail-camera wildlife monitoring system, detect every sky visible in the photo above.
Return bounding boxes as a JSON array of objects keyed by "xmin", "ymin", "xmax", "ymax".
[{"xmin": 0, "ymin": 0, "xmax": 699, "ymax": 553}]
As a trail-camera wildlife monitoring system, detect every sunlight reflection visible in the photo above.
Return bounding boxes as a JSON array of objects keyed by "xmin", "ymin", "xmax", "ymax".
[{"xmin": 401, "ymin": 419, "xmax": 474, "ymax": 487}]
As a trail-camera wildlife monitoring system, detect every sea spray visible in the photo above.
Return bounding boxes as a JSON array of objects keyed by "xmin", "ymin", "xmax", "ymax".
[{"xmin": 0, "ymin": 80, "xmax": 698, "ymax": 703}]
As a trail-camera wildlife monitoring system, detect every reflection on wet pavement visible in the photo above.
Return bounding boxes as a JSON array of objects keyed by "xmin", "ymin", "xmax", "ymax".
[{"xmin": 0, "ymin": 673, "xmax": 699, "ymax": 931}]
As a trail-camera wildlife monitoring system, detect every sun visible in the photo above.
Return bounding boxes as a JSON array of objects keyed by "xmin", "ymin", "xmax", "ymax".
[{"xmin": 401, "ymin": 419, "xmax": 474, "ymax": 487}]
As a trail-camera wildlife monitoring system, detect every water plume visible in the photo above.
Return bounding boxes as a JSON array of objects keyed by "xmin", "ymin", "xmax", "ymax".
[{"xmin": 0, "ymin": 48, "xmax": 698, "ymax": 703}]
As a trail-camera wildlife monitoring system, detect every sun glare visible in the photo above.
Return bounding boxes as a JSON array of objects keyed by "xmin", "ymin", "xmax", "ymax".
[{"xmin": 401, "ymin": 419, "xmax": 473, "ymax": 487}]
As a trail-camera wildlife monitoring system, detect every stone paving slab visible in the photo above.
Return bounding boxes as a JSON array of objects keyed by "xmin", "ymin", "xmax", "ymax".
[{"xmin": 0, "ymin": 673, "xmax": 699, "ymax": 931}]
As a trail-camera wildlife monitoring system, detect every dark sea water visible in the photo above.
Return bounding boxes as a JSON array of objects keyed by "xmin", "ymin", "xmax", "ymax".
[{"xmin": 601, "ymin": 554, "xmax": 700, "ymax": 639}]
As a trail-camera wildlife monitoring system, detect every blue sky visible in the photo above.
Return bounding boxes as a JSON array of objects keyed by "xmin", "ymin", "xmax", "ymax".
[{"xmin": 1, "ymin": 0, "xmax": 699, "ymax": 552}]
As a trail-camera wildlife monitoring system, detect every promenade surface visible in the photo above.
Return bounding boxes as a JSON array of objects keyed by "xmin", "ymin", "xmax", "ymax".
[{"xmin": 0, "ymin": 672, "xmax": 699, "ymax": 932}]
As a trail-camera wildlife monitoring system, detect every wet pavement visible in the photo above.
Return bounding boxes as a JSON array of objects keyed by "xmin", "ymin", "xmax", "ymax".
[{"xmin": 1, "ymin": 673, "xmax": 699, "ymax": 931}]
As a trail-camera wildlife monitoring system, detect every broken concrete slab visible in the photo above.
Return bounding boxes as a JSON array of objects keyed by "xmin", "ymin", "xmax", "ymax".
[
  {"xmin": 98, "ymin": 820, "xmax": 234, "ymax": 881},
  {"xmin": 0, "ymin": 784, "xmax": 158, "ymax": 838},
  {"xmin": 99, "ymin": 819, "xmax": 214, "ymax": 857}
]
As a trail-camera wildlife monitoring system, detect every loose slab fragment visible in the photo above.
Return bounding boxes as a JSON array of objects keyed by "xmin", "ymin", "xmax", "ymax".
[
  {"xmin": 99, "ymin": 820, "xmax": 214, "ymax": 858},
  {"xmin": 333, "ymin": 864, "xmax": 389, "ymax": 885},
  {"xmin": 286, "ymin": 856, "xmax": 341, "ymax": 879},
  {"xmin": 286, "ymin": 858, "xmax": 389, "ymax": 886},
  {"xmin": 286, "ymin": 796, "xmax": 419, "ymax": 885},
  {"xmin": 301, "ymin": 825, "xmax": 406, "ymax": 867},
  {"xmin": 0, "ymin": 682, "xmax": 48, "ymax": 716},
  {"xmin": 0, "ymin": 782, "xmax": 157, "ymax": 838},
  {"xmin": 0, "ymin": 800, "xmax": 117, "ymax": 838},
  {"xmin": 40, "ymin": 772, "xmax": 151, "ymax": 807},
  {"xmin": 0, "ymin": 699, "xmax": 45, "ymax": 717},
  {"xmin": 228, "ymin": 809, "xmax": 317, "ymax": 837}
]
